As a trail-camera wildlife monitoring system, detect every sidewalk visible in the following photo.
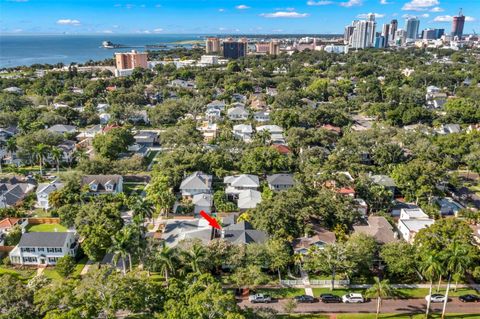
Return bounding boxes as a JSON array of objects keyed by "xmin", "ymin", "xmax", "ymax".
[{"xmin": 300, "ymin": 269, "xmax": 314, "ymax": 297}]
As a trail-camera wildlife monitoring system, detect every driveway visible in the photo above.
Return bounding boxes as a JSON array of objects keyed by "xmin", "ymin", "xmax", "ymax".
[{"xmin": 238, "ymin": 298, "xmax": 480, "ymax": 314}]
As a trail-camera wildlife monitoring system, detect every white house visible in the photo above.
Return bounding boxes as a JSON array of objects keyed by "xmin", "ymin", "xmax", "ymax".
[
  {"xmin": 36, "ymin": 181, "xmax": 64, "ymax": 210},
  {"xmin": 266, "ymin": 174, "xmax": 294, "ymax": 191},
  {"xmin": 81, "ymin": 175, "xmax": 123, "ymax": 195},
  {"xmin": 9, "ymin": 231, "xmax": 78, "ymax": 266},
  {"xmin": 192, "ymin": 193, "xmax": 213, "ymax": 215},
  {"xmin": 253, "ymin": 111, "xmax": 270, "ymax": 123},
  {"xmin": 224, "ymin": 174, "xmax": 260, "ymax": 197},
  {"xmin": 397, "ymin": 208, "xmax": 434, "ymax": 243},
  {"xmin": 227, "ymin": 105, "xmax": 248, "ymax": 121},
  {"xmin": 233, "ymin": 124, "xmax": 253, "ymax": 143},
  {"xmin": 179, "ymin": 171, "xmax": 212, "ymax": 198},
  {"xmin": 237, "ymin": 189, "xmax": 262, "ymax": 210}
]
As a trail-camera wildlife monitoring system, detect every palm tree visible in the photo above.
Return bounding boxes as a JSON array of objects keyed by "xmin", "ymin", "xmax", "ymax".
[
  {"xmin": 50, "ymin": 146, "xmax": 62, "ymax": 173},
  {"xmin": 155, "ymin": 244, "xmax": 175, "ymax": 285},
  {"xmin": 365, "ymin": 277, "xmax": 395, "ymax": 319},
  {"xmin": 182, "ymin": 242, "xmax": 207, "ymax": 274},
  {"xmin": 6, "ymin": 137, "xmax": 17, "ymax": 159},
  {"xmin": 131, "ymin": 197, "xmax": 154, "ymax": 225},
  {"xmin": 33, "ymin": 143, "xmax": 49, "ymax": 175},
  {"xmin": 441, "ymin": 243, "xmax": 472, "ymax": 319},
  {"xmin": 420, "ymin": 253, "xmax": 443, "ymax": 318},
  {"xmin": 108, "ymin": 227, "xmax": 133, "ymax": 275}
]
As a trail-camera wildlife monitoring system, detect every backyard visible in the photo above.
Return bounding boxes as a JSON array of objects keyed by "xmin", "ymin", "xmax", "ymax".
[{"xmin": 26, "ymin": 223, "xmax": 68, "ymax": 232}]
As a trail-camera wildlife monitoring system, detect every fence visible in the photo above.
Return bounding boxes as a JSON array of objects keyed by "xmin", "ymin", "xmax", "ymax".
[
  {"xmin": 280, "ymin": 279, "xmax": 350, "ymax": 287},
  {"xmin": 27, "ymin": 218, "xmax": 61, "ymax": 224}
]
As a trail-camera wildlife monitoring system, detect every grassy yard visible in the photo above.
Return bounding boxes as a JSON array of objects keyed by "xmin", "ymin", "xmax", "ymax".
[
  {"xmin": 26, "ymin": 223, "xmax": 67, "ymax": 232},
  {"xmin": 71, "ymin": 256, "xmax": 89, "ymax": 278},
  {"xmin": 42, "ymin": 268, "xmax": 64, "ymax": 281},
  {"xmin": 312, "ymin": 287, "xmax": 479, "ymax": 299},
  {"xmin": 0, "ymin": 266, "xmax": 36, "ymax": 281},
  {"xmin": 124, "ymin": 183, "xmax": 146, "ymax": 195},
  {"xmin": 145, "ymin": 150, "xmax": 159, "ymax": 166}
]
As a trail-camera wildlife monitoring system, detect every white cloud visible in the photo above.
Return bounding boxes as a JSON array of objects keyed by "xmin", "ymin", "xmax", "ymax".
[
  {"xmin": 430, "ymin": 6, "xmax": 443, "ymax": 12},
  {"xmin": 307, "ymin": 1, "xmax": 333, "ymax": 6},
  {"xmin": 235, "ymin": 5, "xmax": 250, "ymax": 10},
  {"xmin": 7, "ymin": 0, "xmax": 29, "ymax": 2},
  {"xmin": 340, "ymin": 0, "xmax": 363, "ymax": 7},
  {"xmin": 155, "ymin": 4, "xmax": 161, "ymax": 8},
  {"xmin": 433, "ymin": 15, "xmax": 475, "ymax": 22},
  {"xmin": 402, "ymin": 0, "xmax": 439, "ymax": 11},
  {"xmin": 153, "ymin": 28, "xmax": 163, "ymax": 33},
  {"xmin": 101, "ymin": 30, "xmax": 113, "ymax": 34},
  {"xmin": 357, "ymin": 12, "xmax": 385, "ymax": 19},
  {"xmin": 260, "ymin": 11, "xmax": 310, "ymax": 18},
  {"xmin": 219, "ymin": 8, "xmax": 225, "ymax": 12},
  {"xmin": 420, "ymin": 13, "xmax": 429, "ymax": 18},
  {"xmin": 380, "ymin": 0, "xmax": 391, "ymax": 4},
  {"xmin": 272, "ymin": 29, "xmax": 284, "ymax": 32},
  {"xmin": 56, "ymin": 19, "xmax": 81, "ymax": 26}
]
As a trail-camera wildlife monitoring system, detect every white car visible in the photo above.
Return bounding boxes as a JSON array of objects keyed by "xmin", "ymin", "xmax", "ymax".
[
  {"xmin": 248, "ymin": 293, "xmax": 272, "ymax": 303},
  {"xmin": 425, "ymin": 294, "xmax": 446, "ymax": 303},
  {"xmin": 342, "ymin": 293, "xmax": 365, "ymax": 303}
]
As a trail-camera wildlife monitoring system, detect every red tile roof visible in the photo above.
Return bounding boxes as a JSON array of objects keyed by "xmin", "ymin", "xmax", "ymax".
[
  {"xmin": 272, "ymin": 144, "xmax": 292, "ymax": 155},
  {"xmin": 0, "ymin": 218, "xmax": 21, "ymax": 229}
]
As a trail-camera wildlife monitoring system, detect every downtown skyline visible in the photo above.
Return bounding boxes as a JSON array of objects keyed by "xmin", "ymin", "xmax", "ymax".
[{"xmin": 1, "ymin": 0, "xmax": 479, "ymax": 35}]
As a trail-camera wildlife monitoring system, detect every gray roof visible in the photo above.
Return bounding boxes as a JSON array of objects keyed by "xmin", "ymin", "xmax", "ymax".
[
  {"xmin": 81, "ymin": 175, "xmax": 122, "ymax": 191},
  {"xmin": 353, "ymin": 216, "xmax": 396, "ymax": 244},
  {"xmin": 224, "ymin": 174, "xmax": 260, "ymax": 188},
  {"xmin": 267, "ymin": 174, "xmax": 294, "ymax": 186},
  {"xmin": 371, "ymin": 175, "xmax": 396, "ymax": 188},
  {"xmin": 222, "ymin": 221, "xmax": 267, "ymax": 245},
  {"xmin": 162, "ymin": 219, "xmax": 213, "ymax": 247},
  {"xmin": 237, "ymin": 190, "xmax": 262, "ymax": 209},
  {"xmin": 18, "ymin": 232, "xmax": 70, "ymax": 247},
  {"xmin": 180, "ymin": 171, "xmax": 212, "ymax": 191},
  {"xmin": 47, "ymin": 124, "xmax": 77, "ymax": 134}
]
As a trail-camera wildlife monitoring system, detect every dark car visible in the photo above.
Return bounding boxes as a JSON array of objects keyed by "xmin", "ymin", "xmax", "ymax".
[
  {"xmin": 459, "ymin": 294, "xmax": 480, "ymax": 303},
  {"xmin": 320, "ymin": 293, "xmax": 342, "ymax": 303},
  {"xmin": 294, "ymin": 295, "xmax": 317, "ymax": 303}
]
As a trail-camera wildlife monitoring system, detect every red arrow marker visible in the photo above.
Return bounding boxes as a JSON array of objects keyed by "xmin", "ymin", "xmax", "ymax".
[{"xmin": 199, "ymin": 210, "xmax": 222, "ymax": 230}]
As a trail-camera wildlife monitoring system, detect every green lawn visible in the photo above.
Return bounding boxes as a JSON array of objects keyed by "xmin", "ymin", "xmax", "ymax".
[
  {"xmin": 0, "ymin": 266, "xmax": 36, "ymax": 281},
  {"xmin": 124, "ymin": 183, "xmax": 146, "ymax": 195},
  {"xmin": 145, "ymin": 151, "xmax": 159, "ymax": 166},
  {"xmin": 312, "ymin": 287, "xmax": 479, "ymax": 299},
  {"xmin": 71, "ymin": 256, "xmax": 89, "ymax": 278},
  {"xmin": 42, "ymin": 268, "xmax": 64, "ymax": 281},
  {"xmin": 26, "ymin": 223, "xmax": 67, "ymax": 232}
]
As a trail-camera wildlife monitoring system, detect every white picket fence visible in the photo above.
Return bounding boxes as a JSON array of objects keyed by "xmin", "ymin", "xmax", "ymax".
[{"xmin": 281, "ymin": 279, "xmax": 350, "ymax": 287}]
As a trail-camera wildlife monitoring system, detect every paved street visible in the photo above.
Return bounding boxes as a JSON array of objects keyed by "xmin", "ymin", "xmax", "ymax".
[{"xmin": 238, "ymin": 298, "xmax": 480, "ymax": 314}]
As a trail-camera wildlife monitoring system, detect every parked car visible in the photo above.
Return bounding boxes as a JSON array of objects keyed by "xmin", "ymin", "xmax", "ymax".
[
  {"xmin": 294, "ymin": 295, "xmax": 317, "ymax": 303},
  {"xmin": 320, "ymin": 293, "xmax": 342, "ymax": 303},
  {"xmin": 459, "ymin": 294, "xmax": 480, "ymax": 303},
  {"xmin": 425, "ymin": 294, "xmax": 446, "ymax": 303},
  {"xmin": 342, "ymin": 293, "xmax": 365, "ymax": 303},
  {"xmin": 249, "ymin": 294, "xmax": 272, "ymax": 303}
]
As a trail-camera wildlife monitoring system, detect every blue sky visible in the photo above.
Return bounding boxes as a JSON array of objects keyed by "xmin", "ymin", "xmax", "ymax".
[{"xmin": 1, "ymin": 0, "xmax": 479, "ymax": 34}]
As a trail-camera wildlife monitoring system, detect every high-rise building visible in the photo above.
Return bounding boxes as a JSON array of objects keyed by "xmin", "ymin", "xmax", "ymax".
[
  {"xmin": 222, "ymin": 39, "xmax": 247, "ymax": 59},
  {"xmin": 451, "ymin": 9, "xmax": 465, "ymax": 39},
  {"xmin": 421, "ymin": 28, "xmax": 445, "ymax": 40},
  {"xmin": 344, "ymin": 25, "xmax": 356, "ymax": 44},
  {"xmin": 405, "ymin": 17, "xmax": 420, "ymax": 40},
  {"xmin": 115, "ymin": 50, "xmax": 148, "ymax": 70},
  {"xmin": 348, "ymin": 14, "xmax": 376, "ymax": 49},
  {"xmin": 381, "ymin": 23, "xmax": 390, "ymax": 46},
  {"xmin": 205, "ymin": 37, "xmax": 220, "ymax": 54},
  {"xmin": 389, "ymin": 19, "xmax": 398, "ymax": 43},
  {"xmin": 375, "ymin": 36, "xmax": 386, "ymax": 48}
]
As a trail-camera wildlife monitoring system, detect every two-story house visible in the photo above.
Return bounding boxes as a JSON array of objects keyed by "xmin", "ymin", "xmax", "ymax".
[
  {"xmin": 36, "ymin": 180, "xmax": 64, "ymax": 210},
  {"xmin": 397, "ymin": 208, "xmax": 434, "ymax": 243},
  {"xmin": 179, "ymin": 171, "xmax": 212, "ymax": 199},
  {"xmin": 224, "ymin": 174, "xmax": 260, "ymax": 198},
  {"xmin": 9, "ymin": 231, "xmax": 78, "ymax": 266},
  {"xmin": 232, "ymin": 124, "xmax": 253, "ymax": 143},
  {"xmin": 81, "ymin": 175, "xmax": 123, "ymax": 195},
  {"xmin": 227, "ymin": 105, "xmax": 249, "ymax": 121}
]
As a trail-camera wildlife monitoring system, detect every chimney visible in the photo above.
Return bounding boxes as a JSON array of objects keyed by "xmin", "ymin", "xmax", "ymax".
[{"xmin": 221, "ymin": 229, "xmax": 225, "ymax": 239}]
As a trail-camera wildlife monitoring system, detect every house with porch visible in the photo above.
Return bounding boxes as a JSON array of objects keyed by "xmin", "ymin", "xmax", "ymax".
[{"xmin": 9, "ymin": 231, "xmax": 78, "ymax": 266}]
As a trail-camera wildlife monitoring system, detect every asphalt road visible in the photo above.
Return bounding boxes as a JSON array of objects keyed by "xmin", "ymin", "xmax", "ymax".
[{"xmin": 238, "ymin": 298, "xmax": 480, "ymax": 314}]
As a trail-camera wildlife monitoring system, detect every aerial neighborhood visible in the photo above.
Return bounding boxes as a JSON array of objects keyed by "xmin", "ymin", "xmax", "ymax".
[{"xmin": 0, "ymin": 23, "xmax": 480, "ymax": 319}]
